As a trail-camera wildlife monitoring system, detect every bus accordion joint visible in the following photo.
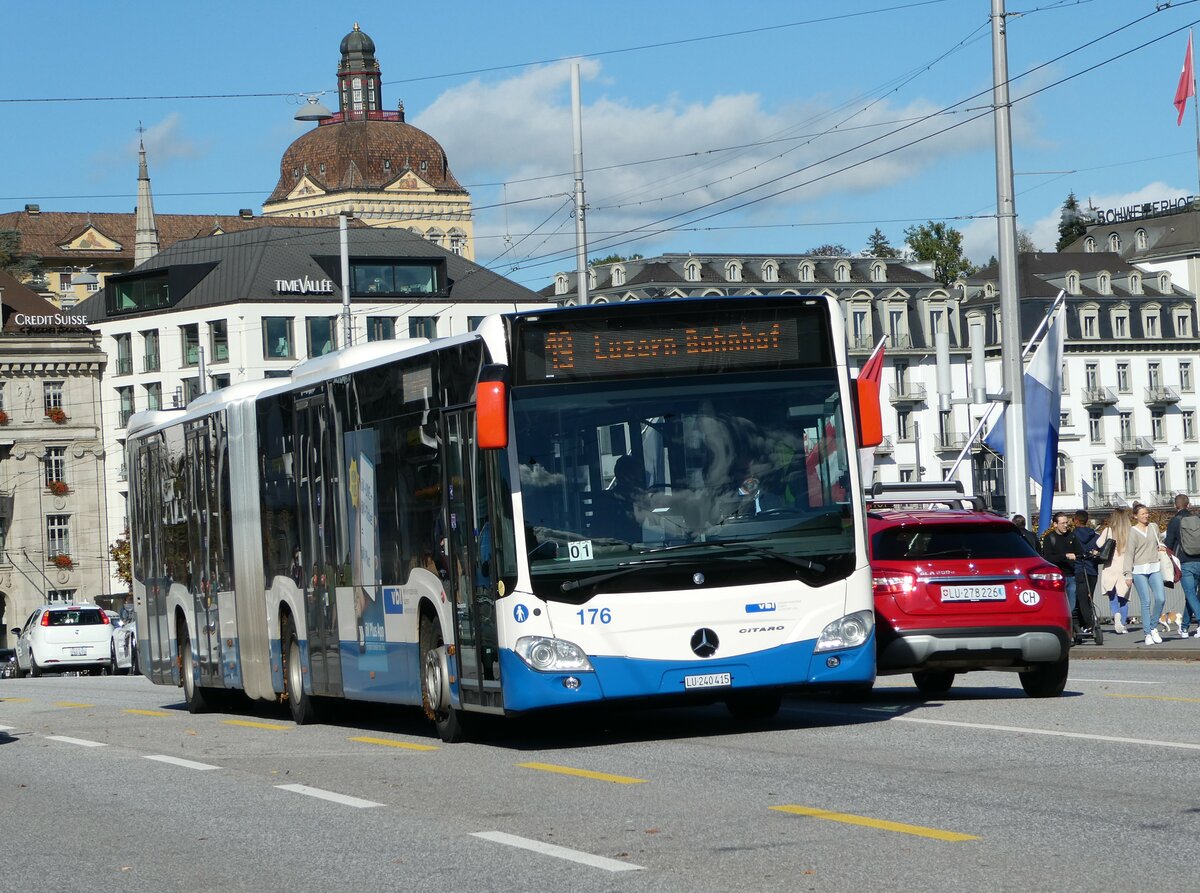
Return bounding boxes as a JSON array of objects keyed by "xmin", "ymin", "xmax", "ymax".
[
  {"xmin": 854, "ymin": 377, "xmax": 883, "ymax": 448},
  {"xmin": 476, "ymin": 364, "xmax": 510, "ymax": 449}
]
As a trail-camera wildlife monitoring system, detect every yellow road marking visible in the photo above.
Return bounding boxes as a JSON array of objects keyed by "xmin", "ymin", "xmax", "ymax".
[
  {"xmin": 518, "ymin": 762, "xmax": 647, "ymax": 785},
  {"xmin": 222, "ymin": 719, "xmax": 290, "ymax": 731},
  {"xmin": 771, "ymin": 805, "xmax": 979, "ymax": 842},
  {"xmin": 1105, "ymin": 693, "xmax": 1200, "ymax": 703},
  {"xmin": 55, "ymin": 701, "xmax": 93, "ymax": 709},
  {"xmin": 0, "ymin": 698, "xmax": 31, "ymax": 703},
  {"xmin": 125, "ymin": 708, "xmax": 172, "ymax": 717},
  {"xmin": 349, "ymin": 735, "xmax": 439, "ymax": 751}
]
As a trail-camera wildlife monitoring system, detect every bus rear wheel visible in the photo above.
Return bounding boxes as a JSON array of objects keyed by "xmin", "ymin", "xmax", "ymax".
[
  {"xmin": 420, "ymin": 614, "xmax": 473, "ymax": 743},
  {"xmin": 180, "ymin": 632, "xmax": 208, "ymax": 713},
  {"xmin": 282, "ymin": 615, "xmax": 317, "ymax": 724}
]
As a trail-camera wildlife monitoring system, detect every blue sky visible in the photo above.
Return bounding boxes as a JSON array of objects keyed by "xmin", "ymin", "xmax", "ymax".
[{"xmin": 2, "ymin": 0, "xmax": 1199, "ymax": 289}]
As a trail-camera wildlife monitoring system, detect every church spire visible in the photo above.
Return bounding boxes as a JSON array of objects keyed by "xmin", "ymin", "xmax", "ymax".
[{"xmin": 134, "ymin": 125, "xmax": 160, "ymax": 266}]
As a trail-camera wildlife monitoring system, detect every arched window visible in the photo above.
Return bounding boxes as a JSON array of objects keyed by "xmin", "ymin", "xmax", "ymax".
[
  {"xmin": 425, "ymin": 227, "xmax": 444, "ymax": 246},
  {"xmin": 1159, "ymin": 271, "xmax": 1172, "ymax": 292},
  {"xmin": 588, "ymin": 269, "xmax": 597, "ymax": 289},
  {"xmin": 761, "ymin": 260, "xmax": 778, "ymax": 283},
  {"xmin": 798, "ymin": 261, "xmax": 814, "ymax": 282},
  {"xmin": 984, "ymin": 282, "xmax": 996, "ymax": 298},
  {"xmin": 1084, "ymin": 237, "xmax": 1096, "ymax": 253},
  {"xmin": 1097, "ymin": 272, "xmax": 1111, "ymax": 295},
  {"xmin": 871, "ymin": 262, "xmax": 886, "ymax": 282},
  {"xmin": 1066, "ymin": 272, "xmax": 1080, "ymax": 294},
  {"xmin": 611, "ymin": 264, "xmax": 625, "ymax": 287},
  {"xmin": 1135, "ymin": 228, "xmax": 1148, "ymax": 250},
  {"xmin": 1056, "ymin": 452, "xmax": 1071, "ymax": 493},
  {"xmin": 1108, "ymin": 232, "xmax": 1121, "ymax": 252},
  {"xmin": 1128, "ymin": 271, "xmax": 1142, "ymax": 294},
  {"xmin": 835, "ymin": 261, "xmax": 851, "ymax": 283},
  {"xmin": 724, "ymin": 260, "xmax": 742, "ymax": 282},
  {"xmin": 684, "ymin": 259, "xmax": 701, "ymax": 282},
  {"xmin": 554, "ymin": 273, "xmax": 569, "ymax": 295}
]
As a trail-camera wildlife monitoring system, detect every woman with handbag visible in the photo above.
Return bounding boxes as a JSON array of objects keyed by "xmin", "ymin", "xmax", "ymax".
[
  {"xmin": 1096, "ymin": 507, "xmax": 1130, "ymax": 633},
  {"xmin": 1125, "ymin": 503, "xmax": 1168, "ymax": 645}
]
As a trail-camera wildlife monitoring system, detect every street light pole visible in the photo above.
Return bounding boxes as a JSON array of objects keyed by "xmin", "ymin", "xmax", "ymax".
[{"xmin": 992, "ymin": 0, "xmax": 1027, "ymax": 517}]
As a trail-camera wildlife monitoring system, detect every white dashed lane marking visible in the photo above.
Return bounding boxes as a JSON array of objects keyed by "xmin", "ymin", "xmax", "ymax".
[
  {"xmin": 472, "ymin": 831, "xmax": 645, "ymax": 872},
  {"xmin": 275, "ymin": 783, "xmax": 382, "ymax": 808}
]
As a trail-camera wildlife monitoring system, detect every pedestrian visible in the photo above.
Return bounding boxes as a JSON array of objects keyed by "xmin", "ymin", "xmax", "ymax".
[
  {"xmin": 1163, "ymin": 493, "xmax": 1200, "ymax": 638},
  {"xmin": 1125, "ymin": 502, "xmax": 1168, "ymax": 646},
  {"xmin": 1012, "ymin": 514, "xmax": 1040, "ymax": 553},
  {"xmin": 1096, "ymin": 507, "xmax": 1132, "ymax": 634},
  {"xmin": 1041, "ymin": 512, "xmax": 1092, "ymax": 635},
  {"xmin": 1073, "ymin": 509, "xmax": 1101, "ymax": 627}
]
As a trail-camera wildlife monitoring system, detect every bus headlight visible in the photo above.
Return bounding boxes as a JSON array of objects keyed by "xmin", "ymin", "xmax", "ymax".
[
  {"xmin": 814, "ymin": 610, "xmax": 874, "ymax": 652},
  {"xmin": 515, "ymin": 636, "xmax": 594, "ymax": 672}
]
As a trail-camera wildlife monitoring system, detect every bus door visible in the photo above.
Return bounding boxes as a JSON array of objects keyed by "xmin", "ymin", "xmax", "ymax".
[
  {"xmin": 442, "ymin": 409, "xmax": 502, "ymax": 711},
  {"xmin": 184, "ymin": 424, "xmax": 221, "ymax": 686},
  {"xmin": 295, "ymin": 394, "xmax": 343, "ymax": 695}
]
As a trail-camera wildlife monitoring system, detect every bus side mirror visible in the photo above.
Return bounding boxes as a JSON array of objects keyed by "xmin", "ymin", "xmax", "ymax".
[
  {"xmin": 476, "ymin": 366, "xmax": 509, "ymax": 449},
  {"xmin": 854, "ymin": 378, "xmax": 883, "ymax": 448}
]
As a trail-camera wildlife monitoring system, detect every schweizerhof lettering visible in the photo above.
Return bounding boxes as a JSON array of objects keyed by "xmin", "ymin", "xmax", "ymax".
[{"xmin": 274, "ymin": 276, "xmax": 335, "ymax": 295}]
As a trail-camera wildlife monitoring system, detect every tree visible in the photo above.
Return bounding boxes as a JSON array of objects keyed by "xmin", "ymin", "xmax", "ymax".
[
  {"xmin": 865, "ymin": 228, "xmax": 899, "ymax": 258},
  {"xmin": 110, "ymin": 527, "xmax": 132, "ymax": 597},
  {"xmin": 588, "ymin": 253, "xmax": 642, "ymax": 266},
  {"xmin": 1017, "ymin": 229, "xmax": 1038, "ymax": 254},
  {"xmin": 902, "ymin": 221, "xmax": 974, "ymax": 285},
  {"xmin": 0, "ymin": 230, "xmax": 41, "ymax": 280},
  {"xmin": 806, "ymin": 243, "xmax": 850, "ymax": 256},
  {"xmin": 1056, "ymin": 192, "xmax": 1088, "ymax": 251}
]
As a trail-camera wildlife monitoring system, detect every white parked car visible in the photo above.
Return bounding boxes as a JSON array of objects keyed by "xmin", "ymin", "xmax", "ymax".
[
  {"xmin": 107, "ymin": 609, "xmax": 139, "ymax": 675},
  {"xmin": 10, "ymin": 605, "xmax": 114, "ymax": 677}
]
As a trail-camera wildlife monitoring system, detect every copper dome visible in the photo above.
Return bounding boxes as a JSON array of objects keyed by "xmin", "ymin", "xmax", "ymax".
[{"xmin": 266, "ymin": 119, "xmax": 465, "ymax": 204}]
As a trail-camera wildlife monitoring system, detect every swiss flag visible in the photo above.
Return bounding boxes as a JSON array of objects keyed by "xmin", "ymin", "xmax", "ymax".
[{"xmin": 1175, "ymin": 32, "xmax": 1195, "ymax": 126}]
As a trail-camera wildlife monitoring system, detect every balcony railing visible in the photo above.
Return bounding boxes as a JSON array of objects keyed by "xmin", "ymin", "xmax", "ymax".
[
  {"xmin": 934, "ymin": 433, "xmax": 968, "ymax": 452},
  {"xmin": 1151, "ymin": 491, "xmax": 1177, "ymax": 506},
  {"xmin": 143, "ymin": 353, "xmax": 160, "ymax": 373},
  {"xmin": 874, "ymin": 436, "xmax": 894, "ymax": 454},
  {"xmin": 115, "ymin": 356, "xmax": 132, "ymax": 375},
  {"xmin": 1113, "ymin": 435, "xmax": 1154, "ymax": 456},
  {"xmin": 1144, "ymin": 386, "xmax": 1181, "ymax": 406},
  {"xmin": 888, "ymin": 383, "xmax": 927, "ymax": 404},
  {"xmin": 848, "ymin": 335, "xmax": 875, "ymax": 352},
  {"xmin": 1096, "ymin": 491, "xmax": 1129, "ymax": 507},
  {"xmin": 1080, "ymin": 386, "xmax": 1119, "ymax": 406},
  {"xmin": 886, "ymin": 333, "xmax": 914, "ymax": 350}
]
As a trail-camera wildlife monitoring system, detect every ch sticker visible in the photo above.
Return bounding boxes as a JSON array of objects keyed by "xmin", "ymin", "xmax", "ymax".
[{"xmin": 1019, "ymin": 589, "xmax": 1041, "ymax": 606}]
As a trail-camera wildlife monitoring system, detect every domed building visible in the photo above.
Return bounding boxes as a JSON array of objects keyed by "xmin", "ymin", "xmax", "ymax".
[{"xmin": 262, "ymin": 24, "xmax": 475, "ymax": 259}]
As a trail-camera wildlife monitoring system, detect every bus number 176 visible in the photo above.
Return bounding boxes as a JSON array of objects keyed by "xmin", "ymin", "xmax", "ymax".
[{"xmin": 577, "ymin": 608, "xmax": 612, "ymax": 625}]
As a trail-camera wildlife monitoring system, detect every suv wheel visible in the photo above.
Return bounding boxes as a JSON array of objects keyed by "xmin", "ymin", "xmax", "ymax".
[
  {"xmin": 1019, "ymin": 657, "xmax": 1068, "ymax": 698},
  {"xmin": 913, "ymin": 670, "xmax": 955, "ymax": 696}
]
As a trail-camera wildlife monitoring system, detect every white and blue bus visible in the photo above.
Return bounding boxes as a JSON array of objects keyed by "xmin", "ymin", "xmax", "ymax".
[{"xmin": 126, "ymin": 296, "xmax": 883, "ymax": 740}]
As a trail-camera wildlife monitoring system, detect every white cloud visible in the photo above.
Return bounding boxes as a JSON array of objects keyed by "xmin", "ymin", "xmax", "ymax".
[
  {"xmin": 414, "ymin": 62, "xmax": 1002, "ymax": 279},
  {"xmin": 89, "ymin": 113, "xmax": 208, "ymax": 180}
]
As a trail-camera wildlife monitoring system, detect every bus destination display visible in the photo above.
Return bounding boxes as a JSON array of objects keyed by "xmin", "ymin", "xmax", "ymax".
[{"xmin": 517, "ymin": 308, "xmax": 826, "ymax": 382}]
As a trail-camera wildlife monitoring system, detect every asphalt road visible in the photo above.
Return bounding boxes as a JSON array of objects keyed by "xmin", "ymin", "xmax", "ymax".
[{"xmin": 2, "ymin": 661, "xmax": 1198, "ymax": 893}]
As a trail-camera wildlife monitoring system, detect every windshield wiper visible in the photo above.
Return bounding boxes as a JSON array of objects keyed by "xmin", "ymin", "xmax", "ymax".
[{"xmin": 559, "ymin": 543, "xmax": 825, "ymax": 592}]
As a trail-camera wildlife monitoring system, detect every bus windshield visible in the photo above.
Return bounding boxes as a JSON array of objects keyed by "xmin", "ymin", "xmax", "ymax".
[{"xmin": 512, "ymin": 369, "xmax": 856, "ymax": 600}]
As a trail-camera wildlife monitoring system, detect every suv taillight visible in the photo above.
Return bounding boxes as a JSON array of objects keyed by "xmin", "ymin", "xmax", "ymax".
[
  {"xmin": 40, "ymin": 612, "xmax": 50, "ymax": 626},
  {"xmin": 873, "ymin": 571, "xmax": 916, "ymax": 595},
  {"xmin": 99, "ymin": 613, "xmax": 110, "ymax": 625},
  {"xmin": 1028, "ymin": 567, "xmax": 1065, "ymax": 591}
]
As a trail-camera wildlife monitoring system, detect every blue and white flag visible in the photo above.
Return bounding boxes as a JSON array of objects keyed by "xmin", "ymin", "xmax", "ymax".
[{"xmin": 984, "ymin": 308, "xmax": 1065, "ymax": 533}]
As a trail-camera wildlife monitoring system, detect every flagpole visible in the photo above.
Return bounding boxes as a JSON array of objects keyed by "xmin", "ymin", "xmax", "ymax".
[{"xmin": 1192, "ymin": 29, "xmax": 1200, "ymax": 197}]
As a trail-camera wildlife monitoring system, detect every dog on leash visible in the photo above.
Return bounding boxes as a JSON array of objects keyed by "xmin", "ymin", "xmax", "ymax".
[{"xmin": 1158, "ymin": 612, "xmax": 1183, "ymax": 634}]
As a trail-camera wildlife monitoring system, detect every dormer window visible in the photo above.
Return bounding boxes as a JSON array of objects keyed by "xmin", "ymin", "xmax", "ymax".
[
  {"xmin": 1111, "ymin": 307, "xmax": 1130, "ymax": 338},
  {"xmin": 383, "ymin": 159, "xmax": 391, "ymax": 171},
  {"xmin": 724, "ymin": 260, "xmax": 742, "ymax": 282},
  {"xmin": 1142, "ymin": 304, "xmax": 1162, "ymax": 338},
  {"xmin": 1135, "ymin": 228, "xmax": 1148, "ymax": 250},
  {"xmin": 798, "ymin": 261, "xmax": 814, "ymax": 282},
  {"xmin": 984, "ymin": 282, "xmax": 996, "ymax": 298},
  {"xmin": 1108, "ymin": 232, "xmax": 1121, "ymax": 251},
  {"xmin": 589, "ymin": 269, "xmax": 597, "ymax": 289},
  {"xmin": 871, "ymin": 261, "xmax": 886, "ymax": 282},
  {"xmin": 611, "ymin": 264, "xmax": 626, "ymax": 286},
  {"xmin": 1080, "ymin": 306, "xmax": 1099, "ymax": 339},
  {"xmin": 684, "ymin": 259, "xmax": 701, "ymax": 282},
  {"xmin": 1175, "ymin": 307, "xmax": 1193, "ymax": 338},
  {"xmin": 1097, "ymin": 271, "xmax": 1111, "ymax": 295},
  {"xmin": 554, "ymin": 273, "xmax": 569, "ymax": 296},
  {"xmin": 1159, "ymin": 271, "xmax": 1172, "ymax": 292},
  {"xmin": 1129, "ymin": 271, "xmax": 1142, "ymax": 294},
  {"xmin": 834, "ymin": 260, "xmax": 851, "ymax": 282},
  {"xmin": 1084, "ymin": 236, "xmax": 1096, "ymax": 252},
  {"xmin": 1066, "ymin": 272, "xmax": 1080, "ymax": 294},
  {"xmin": 761, "ymin": 260, "xmax": 778, "ymax": 283}
]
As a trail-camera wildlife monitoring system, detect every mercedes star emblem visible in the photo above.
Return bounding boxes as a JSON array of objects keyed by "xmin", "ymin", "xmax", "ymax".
[{"xmin": 690, "ymin": 627, "xmax": 719, "ymax": 658}]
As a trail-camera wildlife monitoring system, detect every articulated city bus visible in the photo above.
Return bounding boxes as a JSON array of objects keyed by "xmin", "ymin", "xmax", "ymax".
[{"xmin": 126, "ymin": 296, "xmax": 882, "ymax": 740}]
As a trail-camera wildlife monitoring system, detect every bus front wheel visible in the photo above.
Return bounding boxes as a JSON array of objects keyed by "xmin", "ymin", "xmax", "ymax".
[
  {"xmin": 420, "ymin": 614, "xmax": 473, "ymax": 743},
  {"xmin": 180, "ymin": 632, "xmax": 208, "ymax": 713},
  {"xmin": 281, "ymin": 615, "xmax": 317, "ymax": 724}
]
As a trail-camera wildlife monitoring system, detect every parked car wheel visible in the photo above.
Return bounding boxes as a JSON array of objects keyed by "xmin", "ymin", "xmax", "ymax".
[{"xmin": 1019, "ymin": 658, "xmax": 1069, "ymax": 698}]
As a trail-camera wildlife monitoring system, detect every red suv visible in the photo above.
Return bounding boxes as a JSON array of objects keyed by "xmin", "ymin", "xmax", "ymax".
[{"xmin": 866, "ymin": 483, "xmax": 1072, "ymax": 698}]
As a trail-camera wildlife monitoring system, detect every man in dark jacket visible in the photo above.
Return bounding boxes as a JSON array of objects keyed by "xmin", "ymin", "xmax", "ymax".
[
  {"xmin": 1041, "ymin": 511, "xmax": 1093, "ymax": 634},
  {"xmin": 1073, "ymin": 509, "xmax": 1101, "ymax": 625},
  {"xmin": 1164, "ymin": 494, "xmax": 1200, "ymax": 638},
  {"xmin": 1013, "ymin": 514, "xmax": 1040, "ymax": 553}
]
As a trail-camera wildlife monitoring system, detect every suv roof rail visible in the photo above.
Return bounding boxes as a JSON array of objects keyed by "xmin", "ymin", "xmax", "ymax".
[{"xmin": 867, "ymin": 480, "xmax": 984, "ymax": 510}]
